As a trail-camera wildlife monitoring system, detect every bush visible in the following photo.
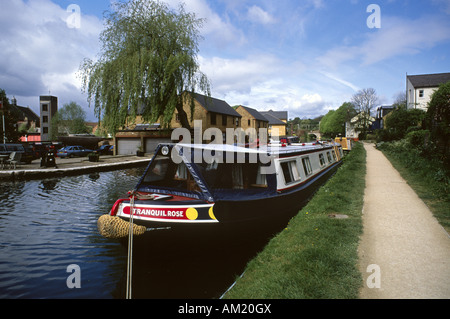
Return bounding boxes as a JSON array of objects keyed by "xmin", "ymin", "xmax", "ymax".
[{"xmin": 405, "ymin": 129, "xmax": 430, "ymax": 149}]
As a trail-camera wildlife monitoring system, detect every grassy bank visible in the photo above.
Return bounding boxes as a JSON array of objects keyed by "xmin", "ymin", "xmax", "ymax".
[
  {"xmin": 223, "ymin": 142, "xmax": 366, "ymax": 299},
  {"xmin": 377, "ymin": 140, "xmax": 450, "ymax": 233}
]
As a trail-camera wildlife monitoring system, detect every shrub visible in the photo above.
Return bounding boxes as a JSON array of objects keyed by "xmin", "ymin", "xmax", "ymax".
[{"xmin": 405, "ymin": 129, "xmax": 430, "ymax": 150}]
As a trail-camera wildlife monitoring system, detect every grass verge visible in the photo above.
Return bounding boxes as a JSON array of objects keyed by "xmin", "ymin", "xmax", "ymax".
[
  {"xmin": 377, "ymin": 141, "xmax": 450, "ymax": 233},
  {"xmin": 223, "ymin": 142, "xmax": 366, "ymax": 299}
]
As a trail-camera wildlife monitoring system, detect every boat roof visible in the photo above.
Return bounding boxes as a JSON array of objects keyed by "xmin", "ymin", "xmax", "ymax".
[{"xmin": 171, "ymin": 142, "xmax": 334, "ymax": 156}]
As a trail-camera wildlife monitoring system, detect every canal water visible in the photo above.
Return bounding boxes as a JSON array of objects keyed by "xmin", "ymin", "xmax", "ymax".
[{"xmin": 0, "ymin": 168, "xmax": 282, "ymax": 299}]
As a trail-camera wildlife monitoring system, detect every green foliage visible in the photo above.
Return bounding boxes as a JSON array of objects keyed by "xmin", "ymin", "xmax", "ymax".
[
  {"xmin": 320, "ymin": 102, "xmax": 356, "ymax": 138},
  {"xmin": 405, "ymin": 129, "xmax": 430, "ymax": 149},
  {"xmin": 224, "ymin": 143, "xmax": 366, "ymax": 299},
  {"xmin": 80, "ymin": 0, "xmax": 210, "ymax": 134},
  {"xmin": 382, "ymin": 107, "xmax": 426, "ymax": 141},
  {"xmin": 50, "ymin": 101, "xmax": 90, "ymax": 139},
  {"xmin": 0, "ymin": 89, "xmax": 21, "ymax": 143},
  {"xmin": 424, "ymin": 81, "xmax": 450, "ymax": 166}
]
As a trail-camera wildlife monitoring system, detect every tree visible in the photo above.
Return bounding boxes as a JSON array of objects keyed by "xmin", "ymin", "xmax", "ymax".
[
  {"xmin": 425, "ymin": 81, "xmax": 450, "ymax": 163},
  {"xmin": 0, "ymin": 89, "xmax": 21, "ymax": 143},
  {"xmin": 351, "ymin": 88, "xmax": 378, "ymax": 139},
  {"xmin": 50, "ymin": 102, "xmax": 90, "ymax": 140},
  {"xmin": 79, "ymin": 0, "xmax": 210, "ymax": 134},
  {"xmin": 384, "ymin": 107, "xmax": 426, "ymax": 140},
  {"xmin": 319, "ymin": 102, "xmax": 356, "ymax": 138}
]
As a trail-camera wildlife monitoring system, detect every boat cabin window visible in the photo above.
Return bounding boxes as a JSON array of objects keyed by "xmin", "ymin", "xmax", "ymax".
[
  {"xmin": 319, "ymin": 153, "xmax": 326, "ymax": 167},
  {"xmin": 280, "ymin": 160, "xmax": 300, "ymax": 184},
  {"xmin": 142, "ymin": 157, "xmax": 199, "ymax": 192},
  {"xmin": 327, "ymin": 151, "xmax": 333, "ymax": 163},
  {"xmin": 198, "ymin": 162, "xmax": 268, "ymax": 190},
  {"xmin": 302, "ymin": 157, "xmax": 313, "ymax": 176}
]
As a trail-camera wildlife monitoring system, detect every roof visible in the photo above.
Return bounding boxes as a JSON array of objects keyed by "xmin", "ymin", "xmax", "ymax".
[
  {"xmin": 260, "ymin": 112, "xmax": 287, "ymax": 125},
  {"xmin": 193, "ymin": 93, "xmax": 242, "ymax": 117},
  {"xmin": 261, "ymin": 109, "xmax": 288, "ymax": 121},
  {"xmin": 407, "ymin": 72, "xmax": 450, "ymax": 88},
  {"xmin": 11, "ymin": 105, "xmax": 40, "ymax": 125},
  {"xmin": 236, "ymin": 105, "xmax": 269, "ymax": 122},
  {"xmin": 173, "ymin": 142, "xmax": 327, "ymax": 156}
]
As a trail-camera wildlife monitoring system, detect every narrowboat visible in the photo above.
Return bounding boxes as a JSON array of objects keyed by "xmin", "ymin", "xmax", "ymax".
[{"xmin": 98, "ymin": 142, "xmax": 343, "ymax": 239}]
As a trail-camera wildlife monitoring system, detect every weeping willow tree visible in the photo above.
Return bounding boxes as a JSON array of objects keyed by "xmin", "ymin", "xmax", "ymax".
[{"xmin": 79, "ymin": 0, "xmax": 210, "ymax": 133}]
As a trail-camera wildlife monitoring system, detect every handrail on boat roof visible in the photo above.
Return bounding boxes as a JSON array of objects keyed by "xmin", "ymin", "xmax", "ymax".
[{"xmin": 158, "ymin": 142, "xmax": 333, "ymax": 156}]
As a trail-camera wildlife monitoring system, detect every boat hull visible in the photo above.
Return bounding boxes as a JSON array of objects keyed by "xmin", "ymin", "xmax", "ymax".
[{"xmin": 116, "ymin": 161, "xmax": 340, "ymax": 242}]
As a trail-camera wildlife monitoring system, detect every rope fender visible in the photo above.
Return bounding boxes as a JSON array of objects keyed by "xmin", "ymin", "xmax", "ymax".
[{"xmin": 97, "ymin": 214, "xmax": 146, "ymax": 239}]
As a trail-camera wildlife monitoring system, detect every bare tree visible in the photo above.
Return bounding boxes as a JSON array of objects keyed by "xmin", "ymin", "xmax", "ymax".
[{"xmin": 351, "ymin": 88, "xmax": 378, "ymax": 138}]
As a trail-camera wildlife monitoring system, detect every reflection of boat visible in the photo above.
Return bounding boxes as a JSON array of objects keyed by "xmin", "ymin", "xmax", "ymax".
[{"xmin": 98, "ymin": 142, "xmax": 343, "ymax": 239}]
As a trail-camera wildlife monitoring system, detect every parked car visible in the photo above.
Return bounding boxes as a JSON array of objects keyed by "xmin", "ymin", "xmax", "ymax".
[
  {"xmin": 0, "ymin": 143, "xmax": 34, "ymax": 164},
  {"xmin": 57, "ymin": 145, "xmax": 94, "ymax": 158},
  {"xmin": 95, "ymin": 144, "xmax": 113, "ymax": 155}
]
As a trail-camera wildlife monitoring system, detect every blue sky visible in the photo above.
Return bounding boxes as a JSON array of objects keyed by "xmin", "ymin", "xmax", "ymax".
[{"xmin": 1, "ymin": 0, "xmax": 449, "ymax": 121}]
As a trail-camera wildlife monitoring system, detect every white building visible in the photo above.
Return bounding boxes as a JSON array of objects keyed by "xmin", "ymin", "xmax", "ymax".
[
  {"xmin": 345, "ymin": 112, "xmax": 375, "ymax": 139},
  {"xmin": 406, "ymin": 72, "xmax": 450, "ymax": 111}
]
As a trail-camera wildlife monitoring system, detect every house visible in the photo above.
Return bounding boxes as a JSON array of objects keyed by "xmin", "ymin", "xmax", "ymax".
[
  {"xmin": 372, "ymin": 105, "xmax": 394, "ymax": 130},
  {"xmin": 406, "ymin": 72, "xmax": 450, "ymax": 110},
  {"xmin": 115, "ymin": 92, "xmax": 242, "ymax": 155},
  {"xmin": 234, "ymin": 105, "xmax": 269, "ymax": 135},
  {"xmin": 170, "ymin": 92, "xmax": 242, "ymax": 133},
  {"xmin": 260, "ymin": 110, "xmax": 288, "ymax": 137},
  {"xmin": 345, "ymin": 112, "xmax": 375, "ymax": 139},
  {"xmin": 10, "ymin": 97, "xmax": 40, "ymax": 132}
]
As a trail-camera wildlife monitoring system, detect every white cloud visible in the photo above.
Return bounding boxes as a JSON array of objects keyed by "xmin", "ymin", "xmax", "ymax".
[
  {"xmin": 320, "ymin": 72, "xmax": 360, "ymax": 92},
  {"xmin": 166, "ymin": 0, "xmax": 246, "ymax": 48},
  {"xmin": 247, "ymin": 5, "xmax": 276, "ymax": 24},
  {"xmin": 0, "ymin": 0, "xmax": 103, "ymax": 119},
  {"xmin": 199, "ymin": 54, "xmax": 282, "ymax": 94},
  {"xmin": 360, "ymin": 16, "xmax": 450, "ymax": 65},
  {"xmin": 316, "ymin": 15, "xmax": 450, "ymax": 69}
]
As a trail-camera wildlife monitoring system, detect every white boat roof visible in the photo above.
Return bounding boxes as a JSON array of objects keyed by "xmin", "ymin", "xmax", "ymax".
[{"xmin": 172, "ymin": 142, "xmax": 333, "ymax": 155}]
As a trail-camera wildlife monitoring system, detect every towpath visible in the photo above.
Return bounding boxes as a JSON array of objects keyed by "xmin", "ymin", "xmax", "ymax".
[{"xmin": 358, "ymin": 143, "xmax": 450, "ymax": 299}]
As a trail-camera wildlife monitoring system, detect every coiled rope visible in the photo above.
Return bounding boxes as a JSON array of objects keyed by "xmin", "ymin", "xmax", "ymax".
[
  {"xmin": 97, "ymin": 191, "xmax": 172, "ymax": 299},
  {"xmin": 97, "ymin": 215, "xmax": 146, "ymax": 238}
]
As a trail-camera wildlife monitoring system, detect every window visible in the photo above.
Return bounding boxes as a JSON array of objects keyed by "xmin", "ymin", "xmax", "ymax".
[
  {"xmin": 248, "ymin": 119, "xmax": 251, "ymax": 126},
  {"xmin": 327, "ymin": 151, "xmax": 333, "ymax": 163},
  {"xmin": 419, "ymin": 90, "xmax": 424, "ymax": 98},
  {"xmin": 222, "ymin": 114, "xmax": 227, "ymax": 126},
  {"xmin": 43, "ymin": 127, "xmax": 48, "ymax": 134},
  {"xmin": 43, "ymin": 116, "xmax": 48, "ymax": 123},
  {"xmin": 142, "ymin": 157, "xmax": 197, "ymax": 192},
  {"xmin": 302, "ymin": 157, "xmax": 313, "ymax": 176},
  {"xmin": 198, "ymin": 162, "xmax": 268, "ymax": 189},
  {"xmin": 175, "ymin": 113, "xmax": 180, "ymax": 122},
  {"xmin": 210, "ymin": 113, "xmax": 216, "ymax": 125},
  {"xmin": 319, "ymin": 153, "xmax": 326, "ymax": 167},
  {"xmin": 42, "ymin": 104, "xmax": 48, "ymax": 112},
  {"xmin": 280, "ymin": 160, "xmax": 300, "ymax": 184}
]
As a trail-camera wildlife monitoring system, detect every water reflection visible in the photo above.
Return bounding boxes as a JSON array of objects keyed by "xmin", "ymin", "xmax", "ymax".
[
  {"xmin": 0, "ymin": 167, "xmax": 293, "ymax": 299},
  {"xmin": 0, "ymin": 169, "xmax": 143, "ymax": 299}
]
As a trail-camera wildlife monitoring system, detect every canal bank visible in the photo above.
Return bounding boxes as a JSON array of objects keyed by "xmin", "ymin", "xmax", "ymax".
[{"xmin": 0, "ymin": 154, "xmax": 152, "ymax": 180}]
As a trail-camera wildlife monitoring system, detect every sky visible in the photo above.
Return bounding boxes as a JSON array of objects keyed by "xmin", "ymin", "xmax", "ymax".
[{"xmin": 1, "ymin": 0, "xmax": 450, "ymax": 122}]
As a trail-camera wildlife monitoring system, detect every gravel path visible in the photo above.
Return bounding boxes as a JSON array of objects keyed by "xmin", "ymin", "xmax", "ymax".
[{"xmin": 358, "ymin": 143, "xmax": 450, "ymax": 299}]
